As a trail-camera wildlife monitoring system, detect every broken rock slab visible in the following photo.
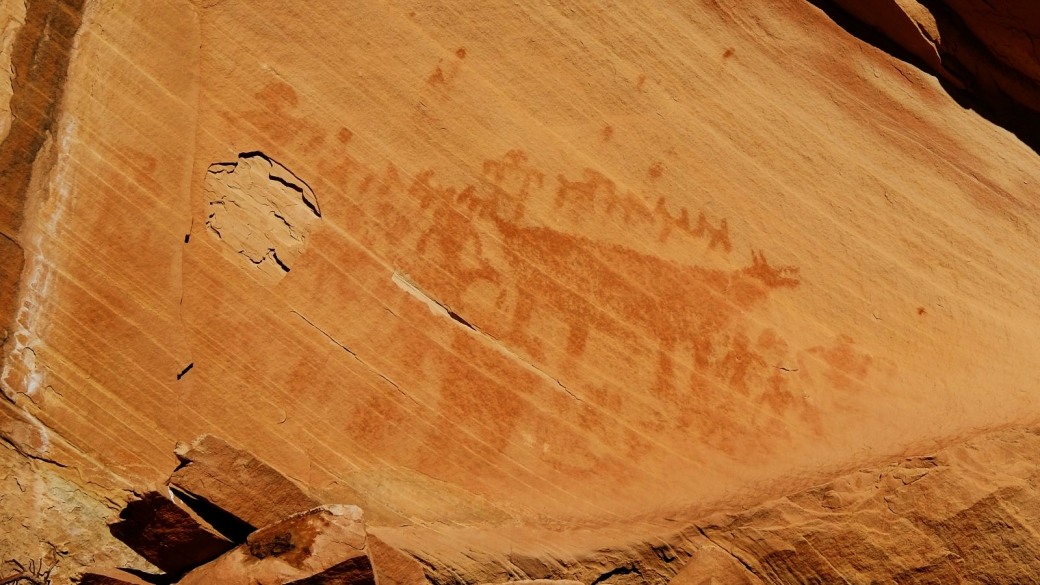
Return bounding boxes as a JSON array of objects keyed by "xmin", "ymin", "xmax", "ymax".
[
  {"xmin": 477, "ymin": 581, "xmax": 585, "ymax": 585},
  {"xmin": 366, "ymin": 535, "xmax": 428, "ymax": 585},
  {"xmin": 177, "ymin": 505, "xmax": 374, "ymax": 585},
  {"xmin": 169, "ymin": 434, "xmax": 320, "ymax": 532},
  {"xmin": 78, "ymin": 568, "xmax": 172, "ymax": 585},
  {"xmin": 107, "ymin": 491, "xmax": 234, "ymax": 575}
]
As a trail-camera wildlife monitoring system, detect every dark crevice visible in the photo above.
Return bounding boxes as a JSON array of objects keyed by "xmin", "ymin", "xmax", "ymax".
[
  {"xmin": 299, "ymin": 193, "xmax": 322, "ymax": 218},
  {"xmin": 446, "ymin": 309, "xmax": 475, "ymax": 330},
  {"xmin": 171, "ymin": 456, "xmax": 191, "ymax": 473},
  {"xmin": 271, "ymin": 250, "xmax": 290, "ymax": 273},
  {"xmin": 169, "ymin": 487, "xmax": 255, "ymax": 544},
  {"xmin": 233, "ymin": 151, "xmax": 321, "ymax": 217},
  {"xmin": 207, "ymin": 162, "xmax": 238, "ymax": 174},
  {"xmin": 590, "ymin": 565, "xmax": 640, "ymax": 585},
  {"xmin": 270, "ymin": 210, "xmax": 293, "ymax": 230},
  {"xmin": 237, "ymin": 150, "xmax": 273, "ymax": 163},
  {"xmin": 267, "ymin": 172, "xmax": 304, "ymax": 195},
  {"xmin": 176, "ymin": 363, "xmax": 193, "ymax": 380},
  {"xmin": 0, "ymin": 434, "xmax": 67, "ymax": 468},
  {"xmin": 651, "ymin": 543, "xmax": 677, "ymax": 563},
  {"xmin": 292, "ymin": 310, "xmax": 358, "ymax": 358}
]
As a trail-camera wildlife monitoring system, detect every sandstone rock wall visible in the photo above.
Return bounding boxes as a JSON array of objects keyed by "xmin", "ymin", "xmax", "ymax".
[{"xmin": 0, "ymin": 0, "xmax": 1039, "ymax": 582}]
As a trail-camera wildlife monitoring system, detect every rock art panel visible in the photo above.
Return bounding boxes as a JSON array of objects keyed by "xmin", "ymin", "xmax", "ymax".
[
  {"xmin": 346, "ymin": 149, "xmax": 825, "ymax": 462},
  {"xmin": 204, "ymin": 152, "xmax": 321, "ymax": 282},
  {"xmin": 6, "ymin": 0, "xmax": 1040, "ymax": 581}
]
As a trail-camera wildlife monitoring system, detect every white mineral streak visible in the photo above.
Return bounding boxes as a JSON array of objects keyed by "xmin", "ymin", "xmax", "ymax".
[
  {"xmin": 1, "ymin": 116, "xmax": 78, "ymax": 411},
  {"xmin": 0, "ymin": 0, "xmax": 27, "ymax": 143}
]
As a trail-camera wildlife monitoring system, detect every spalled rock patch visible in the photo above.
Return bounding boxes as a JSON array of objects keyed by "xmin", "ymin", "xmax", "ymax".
[{"xmin": 204, "ymin": 152, "xmax": 320, "ymax": 282}]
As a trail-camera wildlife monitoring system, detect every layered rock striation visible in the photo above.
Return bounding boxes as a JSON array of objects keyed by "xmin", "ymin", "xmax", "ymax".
[{"xmin": 0, "ymin": 0, "xmax": 1039, "ymax": 582}]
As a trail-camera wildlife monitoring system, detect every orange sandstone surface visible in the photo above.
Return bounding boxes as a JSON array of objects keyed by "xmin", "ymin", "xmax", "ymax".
[{"xmin": 1, "ymin": 0, "xmax": 1039, "ymax": 583}]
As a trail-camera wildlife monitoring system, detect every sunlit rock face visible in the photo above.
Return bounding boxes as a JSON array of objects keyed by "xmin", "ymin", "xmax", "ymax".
[{"xmin": 1, "ymin": 0, "xmax": 1040, "ymax": 583}]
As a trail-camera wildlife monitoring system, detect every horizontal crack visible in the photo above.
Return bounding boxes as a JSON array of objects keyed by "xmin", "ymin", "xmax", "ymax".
[{"xmin": 0, "ymin": 434, "xmax": 67, "ymax": 469}]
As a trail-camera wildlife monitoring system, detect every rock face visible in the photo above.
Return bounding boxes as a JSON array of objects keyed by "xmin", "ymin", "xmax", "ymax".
[
  {"xmin": 0, "ymin": 0, "xmax": 1039, "ymax": 582},
  {"xmin": 686, "ymin": 426, "xmax": 1040, "ymax": 583},
  {"xmin": 364, "ymin": 424, "xmax": 1040, "ymax": 584}
]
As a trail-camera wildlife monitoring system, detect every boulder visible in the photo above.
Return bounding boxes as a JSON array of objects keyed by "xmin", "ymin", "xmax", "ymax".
[
  {"xmin": 176, "ymin": 505, "xmax": 374, "ymax": 585},
  {"xmin": 168, "ymin": 435, "xmax": 320, "ymax": 532}
]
